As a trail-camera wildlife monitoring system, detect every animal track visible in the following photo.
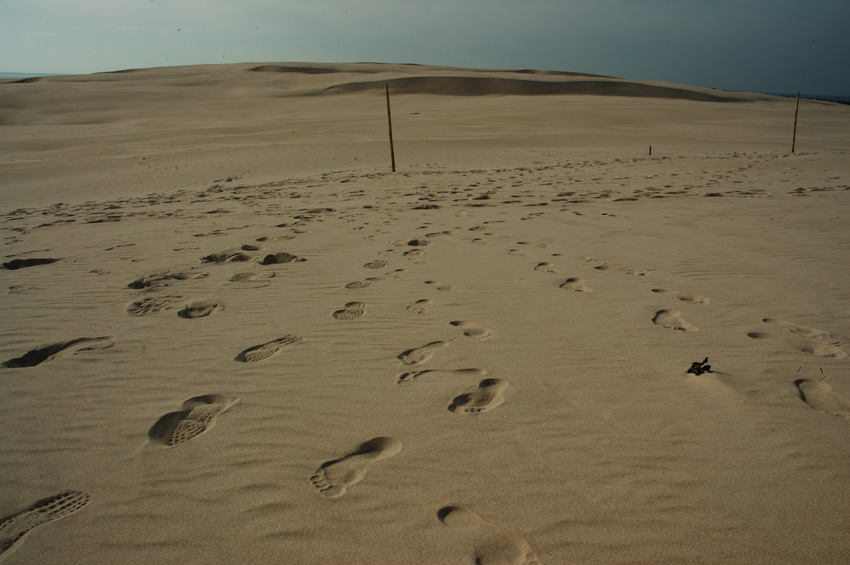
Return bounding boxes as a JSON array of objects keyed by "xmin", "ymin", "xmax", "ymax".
[
  {"xmin": 0, "ymin": 490, "xmax": 91, "ymax": 561},
  {"xmin": 437, "ymin": 505, "xmax": 541, "ymax": 565},
  {"xmin": 560, "ymin": 277, "xmax": 592, "ymax": 292},
  {"xmin": 333, "ymin": 301, "xmax": 366, "ymax": 320},
  {"xmin": 450, "ymin": 321, "xmax": 492, "ymax": 340},
  {"xmin": 449, "ymin": 378, "xmax": 510, "ymax": 414},
  {"xmin": 310, "ymin": 437, "xmax": 402, "ymax": 498},
  {"xmin": 235, "ymin": 335, "xmax": 304, "ymax": 362},
  {"xmin": 398, "ymin": 341, "xmax": 451, "ymax": 366},
  {"xmin": 652, "ymin": 309, "xmax": 698, "ymax": 332},
  {"xmin": 148, "ymin": 394, "xmax": 240, "ymax": 447},
  {"xmin": 2, "ymin": 337, "xmax": 115, "ymax": 368}
]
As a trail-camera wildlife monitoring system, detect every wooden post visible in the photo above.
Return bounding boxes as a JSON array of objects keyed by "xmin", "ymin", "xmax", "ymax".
[
  {"xmin": 791, "ymin": 91, "xmax": 800, "ymax": 154},
  {"xmin": 385, "ymin": 84, "xmax": 396, "ymax": 172},
  {"xmin": 648, "ymin": 145, "xmax": 652, "ymax": 157}
]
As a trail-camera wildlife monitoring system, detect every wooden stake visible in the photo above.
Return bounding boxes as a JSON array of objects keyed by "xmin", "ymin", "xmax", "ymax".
[
  {"xmin": 385, "ymin": 84, "xmax": 396, "ymax": 172},
  {"xmin": 791, "ymin": 91, "xmax": 800, "ymax": 154},
  {"xmin": 648, "ymin": 145, "xmax": 652, "ymax": 157}
]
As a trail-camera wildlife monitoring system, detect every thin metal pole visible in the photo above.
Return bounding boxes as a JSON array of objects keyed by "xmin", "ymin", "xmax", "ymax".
[
  {"xmin": 791, "ymin": 91, "xmax": 800, "ymax": 154},
  {"xmin": 385, "ymin": 84, "xmax": 396, "ymax": 172}
]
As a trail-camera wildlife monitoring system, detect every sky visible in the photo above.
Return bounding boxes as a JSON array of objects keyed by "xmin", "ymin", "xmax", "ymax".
[{"xmin": 2, "ymin": 0, "xmax": 848, "ymax": 95}]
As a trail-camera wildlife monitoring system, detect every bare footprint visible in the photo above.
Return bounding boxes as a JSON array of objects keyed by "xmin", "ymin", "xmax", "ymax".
[
  {"xmin": 397, "ymin": 367, "xmax": 487, "ymax": 385},
  {"xmin": 310, "ymin": 437, "xmax": 402, "ymax": 499},
  {"xmin": 406, "ymin": 299, "xmax": 432, "ymax": 315},
  {"xmin": 652, "ymin": 309, "xmax": 698, "ymax": 332},
  {"xmin": 450, "ymin": 321, "xmax": 492, "ymax": 340},
  {"xmin": 795, "ymin": 379, "xmax": 850, "ymax": 419},
  {"xmin": 178, "ymin": 299, "xmax": 222, "ymax": 319},
  {"xmin": 148, "ymin": 394, "xmax": 241, "ymax": 447},
  {"xmin": 534, "ymin": 262, "xmax": 558, "ymax": 273},
  {"xmin": 235, "ymin": 335, "xmax": 304, "ymax": 362},
  {"xmin": 425, "ymin": 280, "xmax": 456, "ymax": 291},
  {"xmin": 449, "ymin": 378, "xmax": 510, "ymax": 414},
  {"xmin": 438, "ymin": 505, "xmax": 541, "ymax": 565},
  {"xmin": 2, "ymin": 337, "xmax": 115, "ymax": 368},
  {"xmin": 595, "ymin": 263, "xmax": 648, "ymax": 276},
  {"xmin": 399, "ymin": 341, "xmax": 451, "ymax": 366},
  {"xmin": 651, "ymin": 288, "xmax": 710, "ymax": 304},
  {"xmin": 333, "ymin": 302, "xmax": 366, "ymax": 320},
  {"xmin": 0, "ymin": 491, "xmax": 91, "ymax": 561},
  {"xmin": 747, "ymin": 332, "xmax": 846, "ymax": 358},
  {"xmin": 762, "ymin": 318, "xmax": 833, "ymax": 341},
  {"xmin": 560, "ymin": 278, "xmax": 592, "ymax": 292}
]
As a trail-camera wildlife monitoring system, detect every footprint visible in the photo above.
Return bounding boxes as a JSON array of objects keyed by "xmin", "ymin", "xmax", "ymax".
[
  {"xmin": 333, "ymin": 302, "xmax": 366, "ymax": 320},
  {"xmin": 126, "ymin": 295, "xmax": 186, "ymax": 316},
  {"xmin": 652, "ymin": 309, "xmax": 698, "ymax": 332},
  {"xmin": 202, "ymin": 250, "xmax": 254, "ymax": 264},
  {"xmin": 230, "ymin": 271, "xmax": 275, "ymax": 283},
  {"xmin": 2, "ymin": 337, "xmax": 115, "ymax": 368},
  {"xmin": 651, "ymin": 288, "xmax": 710, "ymax": 304},
  {"xmin": 345, "ymin": 280, "xmax": 372, "ymax": 289},
  {"xmin": 560, "ymin": 278, "xmax": 592, "ymax": 292},
  {"xmin": 425, "ymin": 280, "xmax": 456, "ymax": 291},
  {"xmin": 229, "ymin": 272, "xmax": 275, "ymax": 288},
  {"xmin": 363, "ymin": 260, "xmax": 387, "ymax": 269},
  {"xmin": 762, "ymin": 318, "xmax": 833, "ymax": 341},
  {"xmin": 795, "ymin": 379, "xmax": 850, "ymax": 419},
  {"xmin": 450, "ymin": 321, "xmax": 492, "ymax": 340},
  {"xmin": 534, "ymin": 262, "xmax": 558, "ymax": 273},
  {"xmin": 404, "ymin": 249, "xmax": 426, "ymax": 257},
  {"xmin": 178, "ymin": 299, "xmax": 221, "ymax": 319},
  {"xmin": 148, "ymin": 394, "xmax": 241, "ymax": 447},
  {"xmin": 2, "ymin": 258, "xmax": 61, "ymax": 271},
  {"xmin": 747, "ymin": 332, "xmax": 846, "ymax": 358},
  {"xmin": 0, "ymin": 491, "xmax": 91, "ymax": 561},
  {"xmin": 235, "ymin": 335, "xmax": 304, "ymax": 362},
  {"xmin": 259, "ymin": 252, "xmax": 305, "ymax": 265},
  {"xmin": 406, "ymin": 299, "xmax": 431, "ymax": 315},
  {"xmin": 310, "ymin": 437, "xmax": 402, "ymax": 499},
  {"xmin": 449, "ymin": 378, "xmax": 510, "ymax": 414},
  {"xmin": 127, "ymin": 272, "xmax": 208, "ymax": 290},
  {"xmin": 398, "ymin": 367, "xmax": 487, "ymax": 385},
  {"xmin": 595, "ymin": 263, "xmax": 648, "ymax": 276},
  {"xmin": 398, "ymin": 341, "xmax": 451, "ymax": 366},
  {"xmin": 437, "ymin": 505, "xmax": 541, "ymax": 565}
]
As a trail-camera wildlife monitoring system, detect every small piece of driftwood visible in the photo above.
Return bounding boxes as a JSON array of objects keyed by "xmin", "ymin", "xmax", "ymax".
[{"xmin": 687, "ymin": 357, "xmax": 712, "ymax": 375}]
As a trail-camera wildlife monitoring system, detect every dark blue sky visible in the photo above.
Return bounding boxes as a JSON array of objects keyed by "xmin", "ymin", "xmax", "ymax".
[{"xmin": 2, "ymin": 0, "xmax": 848, "ymax": 94}]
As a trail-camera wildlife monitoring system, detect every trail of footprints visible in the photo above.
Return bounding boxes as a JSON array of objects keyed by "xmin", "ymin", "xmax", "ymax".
[{"xmin": 4, "ymin": 224, "xmax": 850, "ymax": 563}]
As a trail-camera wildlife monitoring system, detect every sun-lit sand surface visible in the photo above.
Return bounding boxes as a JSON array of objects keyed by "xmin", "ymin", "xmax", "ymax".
[{"xmin": 1, "ymin": 63, "xmax": 849, "ymax": 564}]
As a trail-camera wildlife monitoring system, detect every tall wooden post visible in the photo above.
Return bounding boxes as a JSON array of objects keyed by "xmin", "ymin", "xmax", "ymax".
[
  {"xmin": 791, "ymin": 91, "xmax": 800, "ymax": 154},
  {"xmin": 385, "ymin": 84, "xmax": 396, "ymax": 172}
]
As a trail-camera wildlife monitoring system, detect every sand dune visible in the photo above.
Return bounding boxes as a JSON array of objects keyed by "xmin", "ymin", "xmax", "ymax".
[{"xmin": 1, "ymin": 62, "xmax": 849, "ymax": 563}]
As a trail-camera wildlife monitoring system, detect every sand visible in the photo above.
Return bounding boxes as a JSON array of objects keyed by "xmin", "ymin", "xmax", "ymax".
[{"xmin": 1, "ymin": 62, "xmax": 849, "ymax": 564}]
